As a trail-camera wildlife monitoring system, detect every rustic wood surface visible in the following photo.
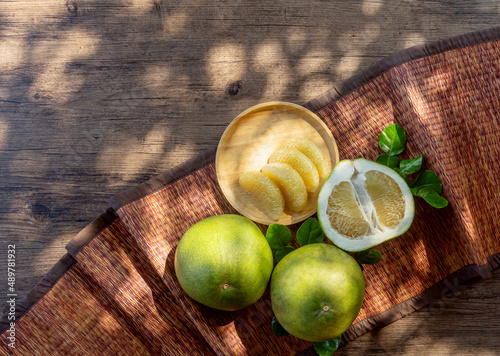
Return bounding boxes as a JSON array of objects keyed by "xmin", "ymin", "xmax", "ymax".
[{"xmin": 0, "ymin": 0, "xmax": 498, "ymax": 354}]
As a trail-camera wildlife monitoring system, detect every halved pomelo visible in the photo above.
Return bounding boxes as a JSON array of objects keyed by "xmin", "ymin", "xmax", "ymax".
[{"xmin": 317, "ymin": 158, "xmax": 414, "ymax": 252}]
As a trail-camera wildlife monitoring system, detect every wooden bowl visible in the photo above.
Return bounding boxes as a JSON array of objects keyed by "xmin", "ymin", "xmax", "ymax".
[{"xmin": 216, "ymin": 101, "xmax": 339, "ymax": 225}]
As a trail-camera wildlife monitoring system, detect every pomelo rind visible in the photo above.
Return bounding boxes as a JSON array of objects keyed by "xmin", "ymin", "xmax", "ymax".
[{"xmin": 174, "ymin": 214, "xmax": 274, "ymax": 311}]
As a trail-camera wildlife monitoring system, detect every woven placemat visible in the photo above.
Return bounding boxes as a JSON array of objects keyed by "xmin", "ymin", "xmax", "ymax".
[{"xmin": 1, "ymin": 27, "xmax": 499, "ymax": 355}]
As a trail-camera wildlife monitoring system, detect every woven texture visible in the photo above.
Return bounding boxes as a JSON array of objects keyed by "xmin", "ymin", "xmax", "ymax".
[{"xmin": 1, "ymin": 38, "xmax": 500, "ymax": 355}]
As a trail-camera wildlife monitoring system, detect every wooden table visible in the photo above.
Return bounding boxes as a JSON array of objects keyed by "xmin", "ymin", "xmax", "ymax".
[{"xmin": 1, "ymin": 1, "xmax": 499, "ymax": 354}]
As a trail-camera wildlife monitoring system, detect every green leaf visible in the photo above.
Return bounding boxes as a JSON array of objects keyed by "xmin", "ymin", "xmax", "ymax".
[
  {"xmin": 275, "ymin": 246, "xmax": 295, "ymax": 263},
  {"xmin": 297, "ymin": 218, "xmax": 323, "ymax": 246},
  {"xmin": 313, "ymin": 335, "xmax": 342, "ymax": 356},
  {"xmin": 266, "ymin": 224, "xmax": 295, "ymax": 263},
  {"xmin": 378, "ymin": 123, "xmax": 407, "ymax": 156},
  {"xmin": 414, "ymin": 187, "xmax": 449, "ymax": 208},
  {"xmin": 354, "ymin": 249, "xmax": 382, "ymax": 265},
  {"xmin": 393, "ymin": 168, "xmax": 413, "ymax": 188},
  {"xmin": 411, "ymin": 170, "xmax": 443, "ymax": 194},
  {"xmin": 272, "ymin": 316, "xmax": 289, "ymax": 337},
  {"xmin": 266, "ymin": 224, "xmax": 292, "ymax": 250},
  {"xmin": 399, "ymin": 155, "xmax": 423, "ymax": 175},
  {"xmin": 376, "ymin": 154, "xmax": 400, "ymax": 169}
]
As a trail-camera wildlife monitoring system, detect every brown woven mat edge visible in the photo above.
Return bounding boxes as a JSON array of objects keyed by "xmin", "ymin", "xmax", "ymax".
[
  {"xmin": 304, "ymin": 26, "xmax": 500, "ymax": 113},
  {"xmin": 0, "ymin": 254, "xmax": 77, "ymax": 334},
  {"xmin": 65, "ymin": 207, "xmax": 119, "ymax": 257}
]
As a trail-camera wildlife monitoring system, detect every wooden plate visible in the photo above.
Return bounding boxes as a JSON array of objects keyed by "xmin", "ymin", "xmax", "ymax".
[{"xmin": 216, "ymin": 101, "xmax": 339, "ymax": 225}]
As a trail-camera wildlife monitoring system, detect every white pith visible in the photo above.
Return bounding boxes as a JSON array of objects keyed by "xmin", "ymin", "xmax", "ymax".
[{"xmin": 318, "ymin": 159, "xmax": 414, "ymax": 252}]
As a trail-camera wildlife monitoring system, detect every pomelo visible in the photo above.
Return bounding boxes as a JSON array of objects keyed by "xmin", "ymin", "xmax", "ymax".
[
  {"xmin": 317, "ymin": 158, "xmax": 414, "ymax": 252},
  {"xmin": 174, "ymin": 214, "xmax": 273, "ymax": 311},
  {"xmin": 271, "ymin": 243, "xmax": 365, "ymax": 342}
]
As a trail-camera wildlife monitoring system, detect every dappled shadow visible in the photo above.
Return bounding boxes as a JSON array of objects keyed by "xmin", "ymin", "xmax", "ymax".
[
  {"xmin": 1, "ymin": 0, "xmax": 500, "ymax": 353},
  {"xmin": 334, "ymin": 268, "xmax": 500, "ymax": 355}
]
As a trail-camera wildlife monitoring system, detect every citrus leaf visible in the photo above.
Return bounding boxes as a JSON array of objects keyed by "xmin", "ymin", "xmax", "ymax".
[
  {"xmin": 354, "ymin": 249, "xmax": 382, "ymax": 265},
  {"xmin": 414, "ymin": 187, "xmax": 449, "ymax": 208},
  {"xmin": 375, "ymin": 154, "xmax": 400, "ymax": 169},
  {"xmin": 399, "ymin": 155, "xmax": 423, "ymax": 175},
  {"xmin": 272, "ymin": 316, "xmax": 289, "ymax": 337},
  {"xmin": 378, "ymin": 123, "xmax": 407, "ymax": 156},
  {"xmin": 275, "ymin": 246, "xmax": 295, "ymax": 263},
  {"xmin": 411, "ymin": 170, "xmax": 443, "ymax": 194},
  {"xmin": 297, "ymin": 218, "xmax": 323, "ymax": 246},
  {"xmin": 313, "ymin": 335, "xmax": 342, "ymax": 356},
  {"xmin": 266, "ymin": 224, "xmax": 292, "ymax": 250}
]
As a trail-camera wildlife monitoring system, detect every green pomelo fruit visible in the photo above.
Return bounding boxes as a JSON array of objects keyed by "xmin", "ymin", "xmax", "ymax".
[
  {"xmin": 174, "ymin": 214, "xmax": 274, "ymax": 311},
  {"xmin": 271, "ymin": 243, "xmax": 365, "ymax": 342}
]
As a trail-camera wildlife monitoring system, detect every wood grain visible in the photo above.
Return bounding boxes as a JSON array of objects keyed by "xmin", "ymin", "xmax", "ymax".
[
  {"xmin": 0, "ymin": 0, "xmax": 498, "ymax": 354},
  {"xmin": 335, "ymin": 268, "xmax": 500, "ymax": 355}
]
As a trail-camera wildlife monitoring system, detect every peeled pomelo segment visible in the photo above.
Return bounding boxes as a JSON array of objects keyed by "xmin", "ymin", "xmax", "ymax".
[
  {"xmin": 268, "ymin": 149, "xmax": 320, "ymax": 192},
  {"xmin": 239, "ymin": 171, "xmax": 285, "ymax": 220},
  {"xmin": 262, "ymin": 163, "xmax": 307, "ymax": 212},
  {"xmin": 317, "ymin": 158, "xmax": 414, "ymax": 252},
  {"xmin": 281, "ymin": 137, "xmax": 330, "ymax": 179}
]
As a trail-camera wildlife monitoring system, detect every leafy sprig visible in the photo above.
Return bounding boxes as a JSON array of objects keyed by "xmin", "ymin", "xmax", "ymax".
[
  {"xmin": 352, "ymin": 249, "xmax": 382, "ymax": 271},
  {"xmin": 296, "ymin": 218, "xmax": 324, "ymax": 246},
  {"xmin": 313, "ymin": 336, "xmax": 342, "ymax": 356},
  {"xmin": 265, "ymin": 224, "xmax": 295, "ymax": 263},
  {"xmin": 265, "ymin": 218, "xmax": 323, "ymax": 263},
  {"xmin": 272, "ymin": 316, "xmax": 341, "ymax": 356},
  {"xmin": 376, "ymin": 124, "xmax": 448, "ymax": 208}
]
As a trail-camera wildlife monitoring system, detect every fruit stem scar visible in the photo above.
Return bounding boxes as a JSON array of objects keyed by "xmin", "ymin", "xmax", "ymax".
[
  {"xmin": 322, "ymin": 305, "xmax": 330, "ymax": 312},
  {"xmin": 223, "ymin": 283, "xmax": 230, "ymax": 290}
]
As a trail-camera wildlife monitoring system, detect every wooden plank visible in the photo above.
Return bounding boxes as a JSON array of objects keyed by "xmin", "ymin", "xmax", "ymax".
[
  {"xmin": 336, "ymin": 268, "xmax": 500, "ymax": 355},
  {"xmin": 0, "ymin": 0, "xmax": 499, "ymax": 353}
]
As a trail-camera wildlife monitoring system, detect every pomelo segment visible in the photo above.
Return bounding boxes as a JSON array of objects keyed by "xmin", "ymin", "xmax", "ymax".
[
  {"xmin": 238, "ymin": 137, "xmax": 329, "ymax": 220},
  {"xmin": 281, "ymin": 137, "xmax": 330, "ymax": 179},
  {"xmin": 239, "ymin": 171, "xmax": 285, "ymax": 220},
  {"xmin": 326, "ymin": 181, "xmax": 371, "ymax": 238},
  {"xmin": 317, "ymin": 158, "xmax": 414, "ymax": 252},
  {"xmin": 365, "ymin": 170, "xmax": 406, "ymax": 228},
  {"xmin": 262, "ymin": 163, "xmax": 307, "ymax": 212},
  {"xmin": 268, "ymin": 149, "xmax": 320, "ymax": 192}
]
